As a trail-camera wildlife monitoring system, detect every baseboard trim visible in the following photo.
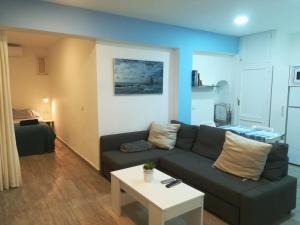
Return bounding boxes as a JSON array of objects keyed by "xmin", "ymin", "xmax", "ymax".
[{"xmin": 56, "ymin": 136, "xmax": 100, "ymax": 172}]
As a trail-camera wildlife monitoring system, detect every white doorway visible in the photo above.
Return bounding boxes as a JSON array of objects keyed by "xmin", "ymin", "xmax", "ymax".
[
  {"xmin": 236, "ymin": 63, "xmax": 273, "ymax": 127},
  {"xmin": 191, "ymin": 52, "xmax": 236, "ymax": 125}
]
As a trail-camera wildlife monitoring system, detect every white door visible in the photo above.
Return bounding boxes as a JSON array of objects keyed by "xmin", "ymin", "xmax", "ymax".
[{"xmin": 237, "ymin": 64, "xmax": 273, "ymax": 127}]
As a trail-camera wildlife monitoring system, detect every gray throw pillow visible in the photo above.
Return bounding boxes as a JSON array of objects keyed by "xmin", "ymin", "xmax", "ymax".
[{"xmin": 120, "ymin": 140, "xmax": 152, "ymax": 153}]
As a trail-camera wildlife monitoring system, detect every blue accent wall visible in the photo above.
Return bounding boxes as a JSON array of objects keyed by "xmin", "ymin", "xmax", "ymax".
[{"xmin": 0, "ymin": 0, "xmax": 239, "ymax": 123}]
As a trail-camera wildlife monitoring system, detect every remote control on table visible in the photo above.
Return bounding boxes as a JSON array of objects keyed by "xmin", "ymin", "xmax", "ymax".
[
  {"xmin": 160, "ymin": 178, "xmax": 176, "ymax": 184},
  {"xmin": 165, "ymin": 179, "xmax": 182, "ymax": 188}
]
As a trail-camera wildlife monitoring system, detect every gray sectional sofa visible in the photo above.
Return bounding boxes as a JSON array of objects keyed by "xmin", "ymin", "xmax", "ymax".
[{"xmin": 100, "ymin": 122, "xmax": 297, "ymax": 225}]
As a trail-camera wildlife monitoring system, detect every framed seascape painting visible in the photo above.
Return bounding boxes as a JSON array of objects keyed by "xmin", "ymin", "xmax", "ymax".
[{"xmin": 114, "ymin": 58, "xmax": 164, "ymax": 95}]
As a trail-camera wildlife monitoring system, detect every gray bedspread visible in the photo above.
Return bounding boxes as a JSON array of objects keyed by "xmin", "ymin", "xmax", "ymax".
[{"xmin": 14, "ymin": 122, "xmax": 56, "ymax": 156}]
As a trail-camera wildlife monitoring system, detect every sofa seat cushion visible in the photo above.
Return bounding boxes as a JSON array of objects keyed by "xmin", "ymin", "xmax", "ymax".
[
  {"xmin": 159, "ymin": 152, "xmax": 271, "ymax": 207},
  {"xmin": 102, "ymin": 148, "xmax": 184, "ymax": 171}
]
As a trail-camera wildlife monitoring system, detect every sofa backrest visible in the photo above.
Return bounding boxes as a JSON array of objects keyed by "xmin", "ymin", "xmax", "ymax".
[
  {"xmin": 171, "ymin": 120, "xmax": 198, "ymax": 150},
  {"xmin": 169, "ymin": 121, "xmax": 290, "ymax": 181},
  {"xmin": 192, "ymin": 125, "xmax": 226, "ymax": 160},
  {"xmin": 261, "ymin": 143, "xmax": 289, "ymax": 181}
]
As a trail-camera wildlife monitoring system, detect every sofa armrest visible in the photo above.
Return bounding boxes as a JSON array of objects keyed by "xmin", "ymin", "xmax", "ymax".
[
  {"xmin": 240, "ymin": 175, "xmax": 297, "ymax": 225},
  {"xmin": 100, "ymin": 130, "xmax": 149, "ymax": 152}
]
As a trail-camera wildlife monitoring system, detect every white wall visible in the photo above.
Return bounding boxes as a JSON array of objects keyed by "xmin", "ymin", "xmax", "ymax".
[
  {"xmin": 269, "ymin": 31, "xmax": 290, "ymax": 133},
  {"xmin": 191, "ymin": 53, "xmax": 236, "ymax": 125},
  {"xmin": 96, "ymin": 42, "xmax": 177, "ymax": 135},
  {"xmin": 49, "ymin": 38, "xmax": 99, "ymax": 169},
  {"xmin": 9, "ymin": 47, "xmax": 51, "ymax": 119},
  {"xmin": 239, "ymin": 32, "xmax": 272, "ymax": 64},
  {"xmin": 190, "ymin": 31, "xmax": 300, "ymax": 133},
  {"xmin": 290, "ymin": 32, "xmax": 300, "ymax": 65},
  {"xmin": 191, "ymin": 90, "xmax": 215, "ymax": 124}
]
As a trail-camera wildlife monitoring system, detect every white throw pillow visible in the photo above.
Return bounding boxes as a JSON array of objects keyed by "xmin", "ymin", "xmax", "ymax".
[
  {"xmin": 214, "ymin": 131, "xmax": 272, "ymax": 181},
  {"xmin": 148, "ymin": 122, "xmax": 180, "ymax": 150}
]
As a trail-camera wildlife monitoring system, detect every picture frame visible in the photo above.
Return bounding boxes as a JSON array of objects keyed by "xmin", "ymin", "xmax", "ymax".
[{"xmin": 114, "ymin": 58, "xmax": 163, "ymax": 95}]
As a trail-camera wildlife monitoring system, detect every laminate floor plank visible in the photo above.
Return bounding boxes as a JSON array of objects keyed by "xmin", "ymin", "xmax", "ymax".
[
  {"xmin": 0, "ymin": 141, "xmax": 298, "ymax": 225},
  {"xmin": 48, "ymin": 201, "xmax": 80, "ymax": 225}
]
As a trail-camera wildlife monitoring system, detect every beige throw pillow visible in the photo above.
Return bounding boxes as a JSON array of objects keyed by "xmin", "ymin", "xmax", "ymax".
[
  {"xmin": 214, "ymin": 131, "xmax": 272, "ymax": 181},
  {"xmin": 148, "ymin": 122, "xmax": 180, "ymax": 150}
]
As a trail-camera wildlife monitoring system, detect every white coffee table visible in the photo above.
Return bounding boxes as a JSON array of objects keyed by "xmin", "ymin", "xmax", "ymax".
[{"xmin": 111, "ymin": 165, "xmax": 204, "ymax": 225}]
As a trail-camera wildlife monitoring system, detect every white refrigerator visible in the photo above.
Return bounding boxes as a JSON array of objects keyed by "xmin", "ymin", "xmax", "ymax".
[{"xmin": 286, "ymin": 86, "xmax": 300, "ymax": 165}]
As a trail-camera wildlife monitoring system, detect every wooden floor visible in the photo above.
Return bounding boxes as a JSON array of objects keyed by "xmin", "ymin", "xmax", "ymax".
[{"xmin": 0, "ymin": 141, "xmax": 299, "ymax": 225}]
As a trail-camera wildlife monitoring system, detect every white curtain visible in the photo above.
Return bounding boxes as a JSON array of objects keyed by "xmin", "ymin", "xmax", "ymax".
[{"xmin": 0, "ymin": 31, "xmax": 21, "ymax": 191}]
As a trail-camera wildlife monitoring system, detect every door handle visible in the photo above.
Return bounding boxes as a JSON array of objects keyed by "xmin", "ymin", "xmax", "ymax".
[{"xmin": 237, "ymin": 98, "xmax": 240, "ymax": 106}]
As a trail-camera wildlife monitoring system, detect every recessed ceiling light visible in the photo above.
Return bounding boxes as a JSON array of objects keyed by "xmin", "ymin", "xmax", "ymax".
[{"xmin": 234, "ymin": 16, "xmax": 249, "ymax": 25}]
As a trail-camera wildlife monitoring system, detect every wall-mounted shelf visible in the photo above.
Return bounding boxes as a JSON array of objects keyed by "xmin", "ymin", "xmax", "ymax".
[{"xmin": 192, "ymin": 85, "xmax": 219, "ymax": 91}]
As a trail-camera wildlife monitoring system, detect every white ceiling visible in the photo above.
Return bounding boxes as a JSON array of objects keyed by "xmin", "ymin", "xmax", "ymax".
[
  {"xmin": 7, "ymin": 30, "xmax": 62, "ymax": 47},
  {"xmin": 42, "ymin": 0, "xmax": 300, "ymax": 36}
]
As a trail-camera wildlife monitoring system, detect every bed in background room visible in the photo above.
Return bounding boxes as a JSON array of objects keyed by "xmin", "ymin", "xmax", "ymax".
[{"xmin": 13, "ymin": 109, "xmax": 56, "ymax": 156}]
